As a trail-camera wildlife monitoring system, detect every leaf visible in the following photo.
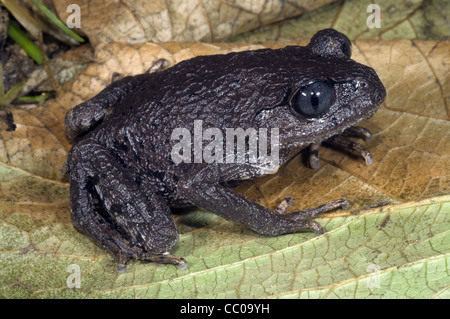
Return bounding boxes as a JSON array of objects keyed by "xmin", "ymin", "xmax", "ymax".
[
  {"xmin": 1, "ymin": 186, "xmax": 448, "ymax": 298},
  {"xmin": 1, "ymin": 37, "xmax": 449, "ymax": 298},
  {"xmin": 50, "ymin": 0, "xmax": 335, "ymax": 44},
  {"xmin": 230, "ymin": 0, "xmax": 450, "ymax": 42}
]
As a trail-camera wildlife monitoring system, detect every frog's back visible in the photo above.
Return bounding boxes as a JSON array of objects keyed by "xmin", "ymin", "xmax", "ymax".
[{"xmin": 96, "ymin": 45, "xmax": 309, "ymax": 138}]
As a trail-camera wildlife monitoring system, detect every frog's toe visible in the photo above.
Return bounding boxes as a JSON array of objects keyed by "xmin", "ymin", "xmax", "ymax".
[
  {"xmin": 138, "ymin": 252, "xmax": 188, "ymax": 269},
  {"xmin": 305, "ymin": 220, "xmax": 324, "ymax": 236},
  {"xmin": 284, "ymin": 199, "xmax": 349, "ymax": 235},
  {"xmin": 323, "ymin": 134, "xmax": 373, "ymax": 166},
  {"xmin": 342, "ymin": 126, "xmax": 372, "ymax": 141},
  {"xmin": 290, "ymin": 198, "xmax": 350, "ymax": 221},
  {"xmin": 308, "ymin": 125, "xmax": 374, "ymax": 168},
  {"xmin": 307, "ymin": 142, "xmax": 321, "ymax": 169}
]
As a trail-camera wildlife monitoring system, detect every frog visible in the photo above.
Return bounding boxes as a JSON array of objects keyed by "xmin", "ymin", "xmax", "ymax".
[{"xmin": 65, "ymin": 28, "xmax": 386, "ymax": 271}]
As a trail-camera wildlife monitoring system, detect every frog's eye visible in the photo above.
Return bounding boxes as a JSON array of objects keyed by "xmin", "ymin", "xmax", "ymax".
[
  {"xmin": 292, "ymin": 81, "xmax": 333, "ymax": 118},
  {"xmin": 307, "ymin": 29, "xmax": 352, "ymax": 59}
]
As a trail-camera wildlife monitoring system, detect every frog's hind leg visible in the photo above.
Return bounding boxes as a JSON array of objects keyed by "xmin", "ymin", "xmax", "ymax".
[
  {"xmin": 177, "ymin": 165, "xmax": 349, "ymax": 238},
  {"xmin": 69, "ymin": 184, "xmax": 142, "ymax": 268},
  {"xmin": 68, "ymin": 139, "xmax": 186, "ymax": 270}
]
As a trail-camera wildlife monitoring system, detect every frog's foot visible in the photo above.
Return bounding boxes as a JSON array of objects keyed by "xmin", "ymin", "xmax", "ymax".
[
  {"xmin": 288, "ymin": 198, "xmax": 350, "ymax": 235},
  {"xmin": 274, "ymin": 197, "xmax": 348, "ymax": 235},
  {"xmin": 69, "ymin": 210, "xmax": 178, "ymax": 273},
  {"xmin": 307, "ymin": 126, "xmax": 373, "ymax": 169},
  {"xmin": 137, "ymin": 252, "xmax": 188, "ymax": 271},
  {"xmin": 117, "ymin": 251, "xmax": 188, "ymax": 273}
]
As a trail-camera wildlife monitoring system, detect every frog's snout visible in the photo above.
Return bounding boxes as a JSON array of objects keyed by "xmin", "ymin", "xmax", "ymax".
[
  {"xmin": 373, "ymin": 83, "xmax": 387, "ymax": 106},
  {"xmin": 366, "ymin": 68, "xmax": 386, "ymax": 106}
]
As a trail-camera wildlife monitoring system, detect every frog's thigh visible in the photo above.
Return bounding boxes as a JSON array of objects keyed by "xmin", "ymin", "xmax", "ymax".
[
  {"xmin": 69, "ymin": 139, "xmax": 179, "ymax": 255},
  {"xmin": 65, "ymin": 74, "xmax": 149, "ymax": 139}
]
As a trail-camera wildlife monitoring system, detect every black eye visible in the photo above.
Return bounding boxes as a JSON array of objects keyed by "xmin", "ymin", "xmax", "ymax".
[{"xmin": 292, "ymin": 81, "xmax": 333, "ymax": 118}]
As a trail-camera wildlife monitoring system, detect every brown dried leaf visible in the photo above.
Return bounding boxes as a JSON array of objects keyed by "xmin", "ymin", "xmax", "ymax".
[
  {"xmin": 2, "ymin": 38, "xmax": 448, "ymax": 211},
  {"xmin": 51, "ymin": 0, "xmax": 334, "ymax": 45}
]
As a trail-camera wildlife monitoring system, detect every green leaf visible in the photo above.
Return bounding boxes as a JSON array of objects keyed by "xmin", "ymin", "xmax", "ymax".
[
  {"xmin": 32, "ymin": 0, "xmax": 84, "ymax": 43},
  {"xmin": 7, "ymin": 21, "xmax": 43, "ymax": 65},
  {"xmin": 0, "ymin": 157, "xmax": 448, "ymax": 299}
]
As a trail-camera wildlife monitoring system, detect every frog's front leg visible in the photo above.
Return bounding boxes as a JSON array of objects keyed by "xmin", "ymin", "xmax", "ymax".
[
  {"xmin": 307, "ymin": 126, "xmax": 374, "ymax": 169},
  {"xmin": 68, "ymin": 139, "xmax": 186, "ymax": 270},
  {"xmin": 177, "ymin": 164, "xmax": 348, "ymax": 236}
]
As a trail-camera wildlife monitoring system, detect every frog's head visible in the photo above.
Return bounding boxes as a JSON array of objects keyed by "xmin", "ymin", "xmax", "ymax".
[
  {"xmin": 253, "ymin": 29, "xmax": 386, "ymax": 161},
  {"xmin": 295, "ymin": 28, "xmax": 386, "ymax": 122}
]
